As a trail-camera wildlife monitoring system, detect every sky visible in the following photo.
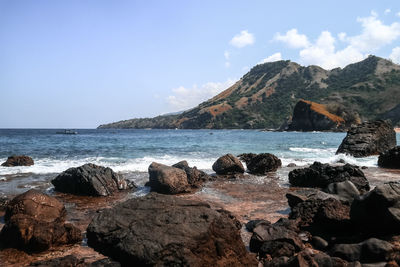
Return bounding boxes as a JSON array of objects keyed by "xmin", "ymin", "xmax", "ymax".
[{"xmin": 1, "ymin": 0, "xmax": 400, "ymax": 128}]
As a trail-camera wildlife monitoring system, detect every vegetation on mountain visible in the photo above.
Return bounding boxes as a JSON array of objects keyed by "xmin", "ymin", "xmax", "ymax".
[{"xmin": 98, "ymin": 55, "xmax": 400, "ymax": 129}]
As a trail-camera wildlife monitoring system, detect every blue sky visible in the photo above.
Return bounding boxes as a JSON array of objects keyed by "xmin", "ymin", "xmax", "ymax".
[{"xmin": 1, "ymin": 0, "xmax": 400, "ymax": 128}]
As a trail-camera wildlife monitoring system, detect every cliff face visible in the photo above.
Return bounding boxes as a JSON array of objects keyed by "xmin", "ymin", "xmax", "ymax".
[
  {"xmin": 98, "ymin": 56, "xmax": 400, "ymax": 129},
  {"xmin": 286, "ymin": 100, "xmax": 345, "ymax": 131}
]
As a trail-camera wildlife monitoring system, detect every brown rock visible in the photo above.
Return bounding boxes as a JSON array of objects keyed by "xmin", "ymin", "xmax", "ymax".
[
  {"xmin": 212, "ymin": 154, "xmax": 245, "ymax": 175},
  {"xmin": 1, "ymin": 155, "xmax": 34, "ymax": 167},
  {"xmin": 148, "ymin": 162, "xmax": 190, "ymax": 194}
]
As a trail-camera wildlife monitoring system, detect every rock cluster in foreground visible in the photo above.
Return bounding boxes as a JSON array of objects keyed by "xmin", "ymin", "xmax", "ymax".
[
  {"xmin": 0, "ymin": 189, "xmax": 81, "ymax": 252},
  {"xmin": 87, "ymin": 193, "xmax": 257, "ymax": 266},
  {"xmin": 336, "ymin": 120, "xmax": 396, "ymax": 157}
]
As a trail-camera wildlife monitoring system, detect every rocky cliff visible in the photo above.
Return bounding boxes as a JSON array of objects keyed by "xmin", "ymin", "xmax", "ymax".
[{"xmin": 98, "ymin": 56, "xmax": 400, "ymax": 129}]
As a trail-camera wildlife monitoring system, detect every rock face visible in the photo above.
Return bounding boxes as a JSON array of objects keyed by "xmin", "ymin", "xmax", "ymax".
[
  {"xmin": 0, "ymin": 189, "xmax": 81, "ymax": 252},
  {"xmin": 148, "ymin": 162, "xmax": 190, "ymax": 194},
  {"xmin": 350, "ymin": 182, "xmax": 400, "ymax": 233},
  {"xmin": 288, "ymin": 162, "xmax": 370, "ymax": 193},
  {"xmin": 212, "ymin": 154, "xmax": 245, "ymax": 175},
  {"xmin": 336, "ymin": 120, "xmax": 396, "ymax": 157},
  {"xmin": 87, "ymin": 193, "xmax": 257, "ymax": 266},
  {"xmin": 1, "ymin": 155, "xmax": 34, "ymax": 167},
  {"xmin": 51, "ymin": 163, "xmax": 132, "ymax": 196},
  {"xmin": 246, "ymin": 153, "xmax": 282, "ymax": 174},
  {"xmin": 287, "ymin": 99, "xmax": 345, "ymax": 131},
  {"xmin": 378, "ymin": 146, "xmax": 400, "ymax": 169}
]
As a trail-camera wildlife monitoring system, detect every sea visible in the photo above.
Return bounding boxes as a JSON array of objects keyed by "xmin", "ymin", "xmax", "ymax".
[{"xmin": 0, "ymin": 129, "xmax": 399, "ymax": 196}]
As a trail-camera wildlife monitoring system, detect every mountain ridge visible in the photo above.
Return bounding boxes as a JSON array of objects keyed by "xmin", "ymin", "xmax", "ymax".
[{"xmin": 98, "ymin": 55, "xmax": 400, "ymax": 129}]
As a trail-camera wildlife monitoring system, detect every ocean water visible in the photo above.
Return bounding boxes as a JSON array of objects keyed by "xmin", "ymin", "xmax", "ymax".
[{"xmin": 0, "ymin": 129, "xmax": 398, "ymax": 195}]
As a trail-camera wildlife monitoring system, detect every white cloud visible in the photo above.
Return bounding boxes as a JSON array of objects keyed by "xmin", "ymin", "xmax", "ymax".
[
  {"xmin": 225, "ymin": 62, "xmax": 231, "ymax": 68},
  {"xmin": 390, "ymin": 46, "xmax": 400, "ymax": 63},
  {"xmin": 259, "ymin": 52, "xmax": 282, "ymax": 64},
  {"xmin": 397, "ymin": 12, "xmax": 400, "ymax": 17},
  {"xmin": 385, "ymin": 9, "xmax": 391, "ymax": 14},
  {"xmin": 224, "ymin": 50, "xmax": 230, "ymax": 60},
  {"xmin": 230, "ymin": 30, "xmax": 255, "ymax": 48},
  {"xmin": 274, "ymin": 29, "xmax": 310, "ymax": 49},
  {"xmin": 274, "ymin": 12, "xmax": 400, "ymax": 69},
  {"xmin": 166, "ymin": 79, "xmax": 237, "ymax": 111}
]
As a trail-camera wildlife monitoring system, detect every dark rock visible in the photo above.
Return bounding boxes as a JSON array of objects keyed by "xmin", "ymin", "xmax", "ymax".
[
  {"xmin": 237, "ymin": 153, "xmax": 257, "ymax": 165},
  {"xmin": 0, "ymin": 195, "xmax": 10, "ymax": 211},
  {"xmin": 245, "ymin": 219, "xmax": 271, "ymax": 232},
  {"xmin": 330, "ymin": 238, "xmax": 393, "ymax": 263},
  {"xmin": 0, "ymin": 189, "xmax": 81, "ymax": 252},
  {"xmin": 325, "ymin": 180, "xmax": 360, "ymax": 202},
  {"xmin": 287, "ymin": 99, "xmax": 345, "ymax": 131},
  {"xmin": 247, "ymin": 153, "xmax": 282, "ymax": 174},
  {"xmin": 1, "ymin": 155, "xmax": 34, "ymax": 167},
  {"xmin": 249, "ymin": 222, "xmax": 304, "ymax": 257},
  {"xmin": 312, "ymin": 236, "xmax": 329, "ymax": 250},
  {"xmin": 52, "ymin": 163, "xmax": 132, "ymax": 196},
  {"xmin": 336, "ymin": 120, "xmax": 396, "ymax": 157},
  {"xmin": 88, "ymin": 258, "xmax": 122, "ymax": 267},
  {"xmin": 350, "ymin": 182, "xmax": 400, "ymax": 233},
  {"xmin": 286, "ymin": 192, "xmax": 308, "ymax": 209},
  {"xmin": 148, "ymin": 162, "xmax": 189, "ymax": 194},
  {"xmin": 287, "ymin": 163, "xmax": 297, "ymax": 167},
  {"xmin": 289, "ymin": 162, "xmax": 370, "ymax": 193},
  {"xmin": 87, "ymin": 193, "xmax": 257, "ymax": 266},
  {"xmin": 378, "ymin": 146, "xmax": 400, "ymax": 169},
  {"xmin": 28, "ymin": 255, "xmax": 82, "ymax": 266},
  {"xmin": 264, "ymin": 251, "xmax": 348, "ymax": 267},
  {"xmin": 212, "ymin": 154, "xmax": 245, "ymax": 175},
  {"xmin": 172, "ymin": 160, "xmax": 212, "ymax": 188}
]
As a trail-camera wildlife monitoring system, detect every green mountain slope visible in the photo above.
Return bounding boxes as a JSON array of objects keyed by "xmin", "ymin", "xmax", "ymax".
[{"xmin": 98, "ymin": 56, "xmax": 400, "ymax": 129}]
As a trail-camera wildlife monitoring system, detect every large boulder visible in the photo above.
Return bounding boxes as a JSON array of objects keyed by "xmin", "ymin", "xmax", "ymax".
[
  {"xmin": 86, "ymin": 193, "xmax": 257, "ymax": 266},
  {"xmin": 336, "ymin": 120, "xmax": 396, "ymax": 157},
  {"xmin": 246, "ymin": 153, "xmax": 282, "ymax": 174},
  {"xmin": 350, "ymin": 182, "xmax": 400, "ymax": 233},
  {"xmin": 0, "ymin": 189, "xmax": 81, "ymax": 252},
  {"xmin": 51, "ymin": 163, "xmax": 132, "ymax": 196},
  {"xmin": 148, "ymin": 162, "xmax": 190, "ymax": 194},
  {"xmin": 288, "ymin": 162, "xmax": 370, "ymax": 193},
  {"xmin": 286, "ymin": 99, "xmax": 345, "ymax": 131},
  {"xmin": 378, "ymin": 146, "xmax": 400, "ymax": 169},
  {"xmin": 237, "ymin": 153, "xmax": 257, "ymax": 165},
  {"xmin": 1, "ymin": 155, "xmax": 34, "ymax": 167},
  {"xmin": 212, "ymin": 154, "xmax": 245, "ymax": 175},
  {"xmin": 172, "ymin": 160, "xmax": 212, "ymax": 188}
]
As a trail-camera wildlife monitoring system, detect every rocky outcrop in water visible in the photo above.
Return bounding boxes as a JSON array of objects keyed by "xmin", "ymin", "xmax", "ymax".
[
  {"xmin": 378, "ymin": 146, "xmax": 400, "ymax": 169},
  {"xmin": 336, "ymin": 120, "xmax": 396, "ymax": 157},
  {"xmin": 51, "ymin": 163, "xmax": 133, "ymax": 196},
  {"xmin": 286, "ymin": 100, "xmax": 345, "ymax": 131},
  {"xmin": 212, "ymin": 154, "xmax": 245, "ymax": 175},
  {"xmin": 1, "ymin": 155, "xmax": 34, "ymax": 167},
  {"xmin": 246, "ymin": 153, "xmax": 282, "ymax": 174},
  {"xmin": 0, "ymin": 189, "xmax": 81, "ymax": 252},
  {"xmin": 87, "ymin": 193, "xmax": 257, "ymax": 266},
  {"xmin": 288, "ymin": 162, "xmax": 370, "ymax": 193}
]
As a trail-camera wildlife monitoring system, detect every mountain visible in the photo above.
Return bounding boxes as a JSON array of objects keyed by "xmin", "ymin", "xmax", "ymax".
[{"xmin": 98, "ymin": 56, "xmax": 400, "ymax": 129}]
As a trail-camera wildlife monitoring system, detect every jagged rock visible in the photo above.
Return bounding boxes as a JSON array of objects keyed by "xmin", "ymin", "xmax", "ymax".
[
  {"xmin": 1, "ymin": 155, "xmax": 34, "ymax": 167},
  {"xmin": 148, "ymin": 162, "xmax": 190, "ymax": 194},
  {"xmin": 330, "ymin": 238, "xmax": 393, "ymax": 263},
  {"xmin": 325, "ymin": 180, "xmax": 360, "ymax": 202},
  {"xmin": 378, "ymin": 146, "xmax": 400, "ymax": 169},
  {"xmin": 237, "ymin": 153, "xmax": 257, "ymax": 165},
  {"xmin": 245, "ymin": 219, "xmax": 271, "ymax": 232},
  {"xmin": 246, "ymin": 153, "xmax": 282, "ymax": 174},
  {"xmin": 212, "ymin": 154, "xmax": 245, "ymax": 175},
  {"xmin": 52, "ymin": 163, "xmax": 132, "ymax": 196},
  {"xmin": 87, "ymin": 193, "xmax": 257, "ymax": 266},
  {"xmin": 336, "ymin": 120, "xmax": 396, "ymax": 157},
  {"xmin": 289, "ymin": 162, "xmax": 369, "ymax": 193},
  {"xmin": 263, "ymin": 250, "xmax": 348, "ymax": 267},
  {"xmin": 172, "ymin": 160, "xmax": 212, "ymax": 188},
  {"xmin": 350, "ymin": 182, "xmax": 400, "ymax": 233},
  {"xmin": 0, "ymin": 189, "xmax": 81, "ymax": 252}
]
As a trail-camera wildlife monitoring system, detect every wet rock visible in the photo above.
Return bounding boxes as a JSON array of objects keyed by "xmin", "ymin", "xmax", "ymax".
[
  {"xmin": 237, "ymin": 153, "xmax": 257, "ymax": 165},
  {"xmin": 289, "ymin": 162, "xmax": 370, "ymax": 193},
  {"xmin": 330, "ymin": 238, "xmax": 393, "ymax": 263},
  {"xmin": 249, "ymin": 221, "xmax": 304, "ymax": 257},
  {"xmin": 172, "ymin": 160, "xmax": 212, "ymax": 188},
  {"xmin": 148, "ymin": 162, "xmax": 190, "ymax": 194},
  {"xmin": 87, "ymin": 193, "xmax": 257, "ymax": 266},
  {"xmin": 246, "ymin": 153, "xmax": 282, "ymax": 174},
  {"xmin": 28, "ymin": 255, "xmax": 83, "ymax": 266},
  {"xmin": 52, "ymin": 163, "xmax": 132, "ymax": 197},
  {"xmin": 245, "ymin": 219, "xmax": 271, "ymax": 232},
  {"xmin": 212, "ymin": 154, "xmax": 245, "ymax": 175},
  {"xmin": 0, "ymin": 189, "xmax": 81, "ymax": 252},
  {"xmin": 325, "ymin": 180, "xmax": 360, "ymax": 202},
  {"xmin": 1, "ymin": 155, "xmax": 34, "ymax": 167},
  {"xmin": 378, "ymin": 146, "xmax": 400, "ymax": 169},
  {"xmin": 88, "ymin": 258, "xmax": 122, "ymax": 267},
  {"xmin": 287, "ymin": 163, "xmax": 297, "ymax": 167},
  {"xmin": 312, "ymin": 236, "xmax": 329, "ymax": 250},
  {"xmin": 336, "ymin": 120, "xmax": 396, "ymax": 157},
  {"xmin": 350, "ymin": 182, "xmax": 400, "ymax": 233}
]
